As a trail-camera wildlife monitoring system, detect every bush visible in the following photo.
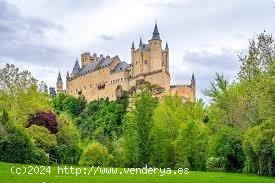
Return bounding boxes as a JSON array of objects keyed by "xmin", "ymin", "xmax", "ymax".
[
  {"xmin": 57, "ymin": 112, "xmax": 80, "ymax": 147},
  {"xmin": 210, "ymin": 127, "xmax": 245, "ymax": 172},
  {"xmin": 0, "ymin": 127, "xmax": 48, "ymax": 164},
  {"xmin": 51, "ymin": 144, "xmax": 82, "ymax": 164},
  {"xmin": 206, "ymin": 156, "xmax": 224, "ymax": 172},
  {"xmin": 27, "ymin": 111, "xmax": 58, "ymax": 133},
  {"xmin": 26, "ymin": 125, "xmax": 57, "ymax": 153},
  {"xmin": 53, "ymin": 93, "xmax": 86, "ymax": 117},
  {"xmin": 79, "ymin": 141, "xmax": 109, "ymax": 166}
]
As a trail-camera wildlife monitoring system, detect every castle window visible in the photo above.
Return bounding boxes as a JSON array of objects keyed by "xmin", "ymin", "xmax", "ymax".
[
  {"xmin": 84, "ymin": 86, "xmax": 86, "ymax": 90},
  {"xmin": 121, "ymin": 78, "xmax": 123, "ymax": 81},
  {"xmin": 144, "ymin": 60, "xmax": 147, "ymax": 64},
  {"xmin": 90, "ymin": 84, "xmax": 92, "ymax": 88}
]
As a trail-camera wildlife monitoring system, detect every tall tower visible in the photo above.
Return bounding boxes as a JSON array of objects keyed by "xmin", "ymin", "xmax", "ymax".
[
  {"xmin": 56, "ymin": 71, "xmax": 63, "ymax": 93},
  {"xmin": 148, "ymin": 22, "xmax": 163, "ymax": 72}
]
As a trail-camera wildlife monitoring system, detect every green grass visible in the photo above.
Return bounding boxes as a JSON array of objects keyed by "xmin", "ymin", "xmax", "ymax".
[{"xmin": 0, "ymin": 162, "xmax": 274, "ymax": 183}]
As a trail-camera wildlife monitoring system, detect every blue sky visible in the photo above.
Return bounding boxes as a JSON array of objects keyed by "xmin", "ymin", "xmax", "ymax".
[{"xmin": 0, "ymin": 0, "xmax": 275, "ymax": 100}]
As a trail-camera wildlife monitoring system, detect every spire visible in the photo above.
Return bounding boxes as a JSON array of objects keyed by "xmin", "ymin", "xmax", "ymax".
[
  {"xmin": 66, "ymin": 71, "xmax": 69, "ymax": 77},
  {"xmin": 165, "ymin": 42, "xmax": 169, "ymax": 50},
  {"xmin": 139, "ymin": 37, "xmax": 143, "ymax": 47},
  {"xmin": 192, "ymin": 72, "xmax": 195, "ymax": 80},
  {"xmin": 152, "ymin": 22, "xmax": 160, "ymax": 40},
  {"xmin": 131, "ymin": 41, "xmax": 135, "ymax": 49},
  {"xmin": 57, "ymin": 71, "xmax": 63, "ymax": 84},
  {"xmin": 72, "ymin": 58, "xmax": 80, "ymax": 74}
]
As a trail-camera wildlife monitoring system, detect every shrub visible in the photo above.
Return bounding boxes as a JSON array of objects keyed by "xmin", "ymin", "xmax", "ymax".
[
  {"xmin": 79, "ymin": 141, "xmax": 109, "ymax": 166},
  {"xmin": 206, "ymin": 156, "xmax": 224, "ymax": 172},
  {"xmin": 51, "ymin": 144, "xmax": 82, "ymax": 164},
  {"xmin": 211, "ymin": 127, "xmax": 245, "ymax": 172},
  {"xmin": 0, "ymin": 127, "xmax": 48, "ymax": 164},
  {"xmin": 27, "ymin": 111, "xmax": 58, "ymax": 133},
  {"xmin": 26, "ymin": 125, "xmax": 57, "ymax": 153}
]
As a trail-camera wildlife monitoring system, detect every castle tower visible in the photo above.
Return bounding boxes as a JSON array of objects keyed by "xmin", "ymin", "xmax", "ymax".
[
  {"xmin": 81, "ymin": 52, "xmax": 91, "ymax": 67},
  {"xmin": 56, "ymin": 71, "xmax": 63, "ymax": 93},
  {"xmin": 191, "ymin": 73, "xmax": 196, "ymax": 101},
  {"xmin": 148, "ymin": 23, "xmax": 163, "ymax": 72}
]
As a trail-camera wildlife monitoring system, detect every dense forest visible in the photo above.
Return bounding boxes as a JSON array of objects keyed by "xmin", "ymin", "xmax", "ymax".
[{"xmin": 0, "ymin": 32, "xmax": 274, "ymax": 176}]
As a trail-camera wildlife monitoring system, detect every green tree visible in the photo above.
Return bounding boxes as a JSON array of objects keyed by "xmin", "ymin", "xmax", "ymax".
[
  {"xmin": 243, "ymin": 121, "xmax": 275, "ymax": 176},
  {"xmin": 26, "ymin": 125, "xmax": 57, "ymax": 153},
  {"xmin": 209, "ymin": 127, "xmax": 245, "ymax": 172},
  {"xmin": 175, "ymin": 120, "xmax": 209, "ymax": 170},
  {"xmin": 79, "ymin": 141, "xmax": 109, "ymax": 166},
  {"xmin": 52, "ymin": 93, "xmax": 86, "ymax": 117}
]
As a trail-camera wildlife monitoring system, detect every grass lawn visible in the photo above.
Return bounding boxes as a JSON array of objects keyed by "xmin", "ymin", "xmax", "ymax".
[{"xmin": 0, "ymin": 162, "xmax": 274, "ymax": 183}]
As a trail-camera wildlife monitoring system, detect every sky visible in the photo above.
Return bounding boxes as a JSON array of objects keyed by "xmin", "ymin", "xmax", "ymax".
[{"xmin": 0, "ymin": 0, "xmax": 275, "ymax": 100}]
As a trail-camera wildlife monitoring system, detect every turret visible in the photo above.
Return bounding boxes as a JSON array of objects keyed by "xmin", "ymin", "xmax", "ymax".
[
  {"xmin": 56, "ymin": 71, "xmax": 63, "ymax": 93},
  {"xmin": 131, "ymin": 41, "xmax": 135, "ymax": 50},
  {"xmin": 152, "ymin": 22, "xmax": 160, "ymax": 40},
  {"xmin": 148, "ymin": 22, "xmax": 162, "ymax": 71},
  {"xmin": 165, "ymin": 42, "xmax": 169, "ymax": 51},
  {"xmin": 81, "ymin": 52, "xmax": 91, "ymax": 67}
]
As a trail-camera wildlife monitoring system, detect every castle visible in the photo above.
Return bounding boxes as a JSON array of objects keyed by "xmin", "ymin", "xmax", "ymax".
[{"xmin": 56, "ymin": 23, "xmax": 196, "ymax": 102}]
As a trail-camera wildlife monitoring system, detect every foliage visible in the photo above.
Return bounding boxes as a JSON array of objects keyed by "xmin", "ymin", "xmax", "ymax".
[
  {"xmin": 238, "ymin": 32, "xmax": 274, "ymax": 81},
  {"xmin": 175, "ymin": 120, "xmax": 209, "ymax": 171},
  {"xmin": 54, "ymin": 112, "xmax": 82, "ymax": 164},
  {"xmin": 121, "ymin": 90, "xmax": 157, "ymax": 167},
  {"xmin": 79, "ymin": 141, "xmax": 109, "ymax": 166},
  {"xmin": 243, "ymin": 121, "xmax": 275, "ymax": 176},
  {"xmin": 209, "ymin": 127, "xmax": 245, "ymax": 172},
  {"xmin": 52, "ymin": 144, "xmax": 82, "ymax": 165},
  {"xmin": 0, "ymin": 63, "xmax": 37, "ymax": 94},
  {"xmin": 76, "ymin": 99, "xmax": 125, "ymax": 146},
  {"xmin": 53, "ymin": 93, "xmax": 86, "ymax": 117},
  {"xmin": 26, "ymin": 125, "xmax": 57, "ymax": 153},
  {"xmin": 57, "ymin": 112, "xmax": 80, "ymax": 145},
  {"xmin": 27, "ymin": 111, "xmax": 58, "ymax": 134},
  {"xmin": 206, "ymin": 156, "xmax": 224, "ymax": 172},
  {"xmin": 0, "ymin": 125, "xmax": 48, "ymax": 164}
]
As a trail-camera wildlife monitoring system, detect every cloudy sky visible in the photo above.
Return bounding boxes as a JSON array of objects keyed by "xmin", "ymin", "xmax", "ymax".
[{"xmin": 0, "ymin": 0, "xmax": 275, "ymax": 100}]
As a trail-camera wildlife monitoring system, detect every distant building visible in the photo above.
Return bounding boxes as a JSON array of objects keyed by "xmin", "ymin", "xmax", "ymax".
[{"xmin": 56, "ymin": 23, "xmax": 196, "ymax": 102}]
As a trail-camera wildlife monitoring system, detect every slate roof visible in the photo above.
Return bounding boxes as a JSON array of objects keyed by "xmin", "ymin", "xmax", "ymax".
[
  {"xmin": 57, "ymin": 71, "xmax": 62, "ymax": 84},
  {"xmin": 78, "ymin": 61, "xmax": 98, "ymax": 75},
  {"xmin": 139, "ymin": 44, "xmax": 150, "ymax": 51},
  {"xmin": 71, "ymin": 56, "xmax": 128, "ymax": 76},
  {"xmin": 72, "ymin": 59, "xmax": 81, "ymax": 74},
  {"xmin": 152, "ymin": 23, "xmax": 160, "ymax": 40},
  {"xmin": 112, "ymin": 61, "xmax": 129, "ymax": 73}
]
